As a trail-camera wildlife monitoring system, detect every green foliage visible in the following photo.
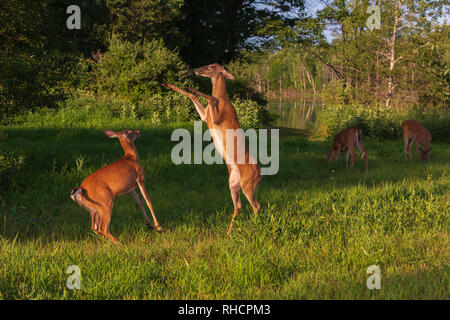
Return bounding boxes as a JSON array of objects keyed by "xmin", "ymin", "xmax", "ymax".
[
  {"xmin": 105, "ymin": 0, "xmax": 185, "ymax": 48},
  {"xmin": 10, "ymin": 93, "xmax": 272, "ymax": 128},
  {"xmin": 0, "ymin": 1, "xmax": 109, "ymax": 119},
  {"xmin": 233, "ymin": 98, "xmax": 269, "ymax": 128},
  {"xmin": 318, "ymin": 104, "xmax": 450, "ymax": 140},
  {"xmin": 176, "ymin": 1, "xmax": 306, "ymax": 66},
  {"xmin": 92, "ymin": 35, "xmax": 189, "ymax": 101},
  {"xmin": 0, "ymin": 51, "xmax": 81, "ymax": 120},
  {"xmin": 225, "ymin": 59, "xmax": 268, "ymax": 106}
]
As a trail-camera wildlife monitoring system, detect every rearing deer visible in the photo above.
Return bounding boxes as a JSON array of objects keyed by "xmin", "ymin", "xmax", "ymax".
[
  {"xmin": 401, "ymin": 119, "xmax": 432, "ymax": 161},
  {"xmin": 324, "ymin": 126, "xmax": 368, "ymax": 171},
  {"xmin": 162, "ymin": 63, "xmax": 261, "ymax": 236},
  {"xmin": 70, "ymin": 130, "xmax": 163, "ymax": 243}
]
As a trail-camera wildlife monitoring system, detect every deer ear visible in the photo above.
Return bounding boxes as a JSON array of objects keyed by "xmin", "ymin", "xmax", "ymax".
[
  {"xmin": 130, "ymin": 130, "xmax": 141, "ymax": 141},
  {"xmin": 104, "ymin": 130, "xmax": 118, "ymax": 138},
  {"xmin": 221, "ymin": 69, "xmax": 235, "ymax": 80}
]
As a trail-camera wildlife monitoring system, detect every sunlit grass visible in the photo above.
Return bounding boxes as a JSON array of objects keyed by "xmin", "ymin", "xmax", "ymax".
[{"xmin": 0, "ymin": 114, "xmax": 449, "ymax": 299}]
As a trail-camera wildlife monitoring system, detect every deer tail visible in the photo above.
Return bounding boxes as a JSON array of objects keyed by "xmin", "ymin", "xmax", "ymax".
[{"xmin": 70, "ymin": 188, "xmax": 100, "ymax": 213}]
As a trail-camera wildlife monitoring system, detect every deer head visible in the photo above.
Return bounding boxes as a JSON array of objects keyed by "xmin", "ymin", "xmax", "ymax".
[{"xmin": 193, "ymin": 63, "xmax": 235, "ymax": 80}]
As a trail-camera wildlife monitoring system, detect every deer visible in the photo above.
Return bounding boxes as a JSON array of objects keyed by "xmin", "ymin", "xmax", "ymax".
[
  {"xmin": 162, "ymin": 63, "xmax": 261, "ymax": 236},
  {"xmin": 401, "ymin": 119, "xmax": 432, "ymax": 161},
  {"xmin": 70, "ymin": 129, "xmax": 163, "ymax": 243},
  {"xmin": 324, "ymin": 126, "xmax": 368, "ymax": 171}
]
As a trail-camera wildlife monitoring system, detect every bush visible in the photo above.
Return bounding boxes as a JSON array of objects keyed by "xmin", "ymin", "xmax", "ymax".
[
  {"xmin": 318, "ymin": 104, "xmax": 450, "ymax": 141},
  {"xmin": 92, "ymin": 35, "xmax": 190, "ymax": 101},
  {"xmin": 233, "ymin": 98, "xmax": 277, "ymax": 128},
  {"xmin": 10, "ymin": 92, "xmax": 272, "ymax": 128}
]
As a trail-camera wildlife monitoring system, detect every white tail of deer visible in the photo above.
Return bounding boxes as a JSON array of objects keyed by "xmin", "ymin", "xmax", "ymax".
[
  {"xmin": 324, "ymin": 126, "xmax": 368, "ymax": 171},
  {"xmin": 70, "ymin": 130, "xmax": 163, "ymax": 243},
  {"xmin": 401, "ymin": 119, "xmax": 432, "ymax": 161},
  {"xmin": 162, "ymin": 63, "xmax": 261, "ymax": 236}
]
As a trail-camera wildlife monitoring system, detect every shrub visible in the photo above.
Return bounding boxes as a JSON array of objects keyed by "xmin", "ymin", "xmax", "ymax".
[
  {"xmin": 233, "ymin": 98, "xmax": 277, "ymax": 128},
  {"xmin": 318, "ymin": 104, "xmax": 450, "ymax": 141},
  {"xmin": 92, "ymin": 35, "xmax": 190, "ymax": 101},
  {"xmin": 10, "ymin": 92, "xmax": 273, "ymax": 129}
]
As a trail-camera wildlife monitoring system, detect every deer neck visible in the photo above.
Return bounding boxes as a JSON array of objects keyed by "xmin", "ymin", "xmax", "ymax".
[
  {"xmin": 120, "ymin": 140, "xmax": 139, "ymax": 161},
  {"xmin": 211, "ymin": 73, "xmax": 229, "ymax": 100}
]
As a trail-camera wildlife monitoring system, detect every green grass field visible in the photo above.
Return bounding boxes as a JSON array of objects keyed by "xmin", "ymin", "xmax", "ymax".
[{"xmin": 0, "ymin": 114, "xmax": 449, "ymax": 299}]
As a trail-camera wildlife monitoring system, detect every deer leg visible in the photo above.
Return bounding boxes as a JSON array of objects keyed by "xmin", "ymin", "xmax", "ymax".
[
  {"xmin": 137, "ymin": 180, "xmax": 163, "ymax": 232},
  {"xmin": 407, "ymin": 139, "xmax": 414, "ymax": 159},
  {"xmin": 415, "ymin": 142, "xmax": 422, "ymax": 159},
  {"xmin": 226, "ymin": 168, "xmax": 242, "ymax": 236},
  {"xmin": 90, "ymin": 210, "xmax": 99, "ymax": 231},
  {"xmin": 162, "ymin": 83, "xmax": 206, "ymax": 121},
  {"xmin": 185, "ymin": 87, "xmax": 212, "ymax": 100},
  {"xmin": 404, "ymin": 136, "xmax": 409, "ymax": 160},
  {"xmin": 334, "ymin": 147, "xmax": 341, "ymax": 163},
  {"xmin": 242, "ymin": 181, "xmax": 260, "ymax": 216},
  {"xmin": 71, "ymin": 188, "xmax": 102, "ymax": 233},
  {"xmin": 130, "ymin": 190, "xmax": 153, "ymax": 230},
  {"xmin": 345, "ymin": 151, "xmax": 350, "ymax": 168},
  {"xmin": 186, "ymin": 88, "xmax": 221, "ymax": 124},
  {"xmin": 356, "ymin": 142, "xmax": 368, "ymax": 171},
  {"xmin": 189, "ymin": 96, "xmax": 207, "ymax": 122},
  {"xmin": 97, "ymin": 205, "xmax": 119, "ymax": 244},
  {"xmin": 348, "ymin": 146, "xmax": 356, "ymax": 168}
]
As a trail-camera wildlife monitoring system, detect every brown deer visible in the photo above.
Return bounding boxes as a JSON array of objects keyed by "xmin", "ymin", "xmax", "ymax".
[
  {"xmin": 70, "ymin": 130, "xmax": 163, "ymax": 243},
  {"xmin": 324, "ymin": 126, "xmax": 368, "ymax": 171},
  {"xmin": 401, "ymin": 119, "xmax": 432, "ymax": 161},
  {"xmin": 162, "ymin": 63, "xmax": 261, "ymax": 236}
]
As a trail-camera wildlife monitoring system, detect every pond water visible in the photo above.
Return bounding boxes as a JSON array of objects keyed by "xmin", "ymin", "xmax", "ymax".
[{"xmin": 266, "ymin": 98, "xmax": 322, "ymax": 130}]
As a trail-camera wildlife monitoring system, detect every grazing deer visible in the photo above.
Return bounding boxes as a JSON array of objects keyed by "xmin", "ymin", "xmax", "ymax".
[
  {"xmin": 70, "ymin": 130, "xmax": 163, "ymax": 243},
  {"xmin": 162, "ymin": 63, "xmax": 261, "ymax": 236},
  {"xmin": 401, "ymin": 119, "xmax": 432, "ymax": 161},
  {"xmin": 324, "ymin": 126, "xmax": 368, "ymax": 171}
]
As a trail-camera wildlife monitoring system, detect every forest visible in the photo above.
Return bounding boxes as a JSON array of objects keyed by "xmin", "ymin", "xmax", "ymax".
[{"xmin": 0, "ymin": 0, "xmax": 449, "ymax": 300}]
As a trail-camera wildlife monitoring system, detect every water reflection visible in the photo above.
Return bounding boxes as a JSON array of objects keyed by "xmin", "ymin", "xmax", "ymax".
[{"xmin": 267, "ymin": 97, "xmax": 321, "ymax": 130}]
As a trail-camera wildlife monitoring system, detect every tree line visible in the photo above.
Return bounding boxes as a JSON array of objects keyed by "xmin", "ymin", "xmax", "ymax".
[
  {"xmin": 0, "ymin": 0, "xmax": 448, "ymax": 119},
  {"xmin": 229, "ymin": 0, "xmax": 449, "ymax": 109}
]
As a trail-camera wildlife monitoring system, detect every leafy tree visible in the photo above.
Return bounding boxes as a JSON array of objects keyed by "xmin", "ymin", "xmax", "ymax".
[
  {"xmin": 176, "ymin": 0, "xmax": 306, "ymax": 66},
  {"xmin": 104, "ymin": 0, "xmax": 185, "ymax": 50}
]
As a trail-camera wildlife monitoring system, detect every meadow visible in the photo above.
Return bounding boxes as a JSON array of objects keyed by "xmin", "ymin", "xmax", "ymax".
[{"xmin": 0, "ymin": 109, "xmax": 449, "ymax": 299}]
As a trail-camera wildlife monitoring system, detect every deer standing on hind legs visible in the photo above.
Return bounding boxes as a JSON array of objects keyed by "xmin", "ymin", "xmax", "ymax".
[
  {"xmin": 162, "ymin": 63, "xmax": 261, "ymax": 236},
  {"xmin": 70, "ymin": 130, "xmax": 163, "ymax": 244},
  {"xmin": 401, "ymin": 119, "xmax": 432, "ymax": 161},
  {"xmin": 324, "ymin": 126, "xmax": 368, "ymax": 171}
]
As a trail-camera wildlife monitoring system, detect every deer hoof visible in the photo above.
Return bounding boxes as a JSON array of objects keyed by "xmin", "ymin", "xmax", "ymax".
[{"xmin": 156, "ymin": 225, "xmax": 164, "ymax": 233}]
